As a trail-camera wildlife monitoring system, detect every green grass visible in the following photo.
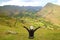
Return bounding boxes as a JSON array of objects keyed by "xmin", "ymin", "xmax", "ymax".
[
  {"xmin": 0, "ymin": 24, "xmax": 60, "ymax": 40},
  {"xmin": 0, "ymin": 17, "xmax": 60, "ymax": 40}
]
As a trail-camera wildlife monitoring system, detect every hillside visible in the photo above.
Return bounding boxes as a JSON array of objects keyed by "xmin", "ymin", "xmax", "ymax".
[
  {"xmin": 0, "ymin": 5, "xmax": 42, "ymax": 17},
  {"xmin": 37, "ymin": 3, "xmax": 60, "ymax": 25}
]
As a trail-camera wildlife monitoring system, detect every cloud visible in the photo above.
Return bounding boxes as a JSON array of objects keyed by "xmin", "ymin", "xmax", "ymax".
[
  {"xmin": 0, "ymin": 0, "xmax": 60, "ymax": 6},
  {"xmin": 0, "ymin": 0, "xmax": 41, "ymax": 6},
  {"xmin": 53, "ymin": 0, "xmax": 60, "ymax": 5},
  {"xmin": 0, "ymin": 0, "xmax": 44, "ymax": 6}
]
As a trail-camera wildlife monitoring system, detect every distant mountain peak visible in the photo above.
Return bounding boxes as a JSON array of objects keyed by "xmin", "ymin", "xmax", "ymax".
[
  {"xmin": 45, "ymin": 3, "xmax": 60, "ymax": 7},
  {"xmin": 46, "ymin": 3, "xmax": 54, "ymax": 5}
]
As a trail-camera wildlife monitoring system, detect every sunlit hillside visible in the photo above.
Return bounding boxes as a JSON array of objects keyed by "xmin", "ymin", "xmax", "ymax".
[{"xmin": 37, "ymin": 3, "xmax": 60, "ymax": 26}]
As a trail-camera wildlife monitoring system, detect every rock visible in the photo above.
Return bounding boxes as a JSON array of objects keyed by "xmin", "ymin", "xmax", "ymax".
[{"xmin": 6, "ymin": 30, "xmax": 18, "ymax": 34}]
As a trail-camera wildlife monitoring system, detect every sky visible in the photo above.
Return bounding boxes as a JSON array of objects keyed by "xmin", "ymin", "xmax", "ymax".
[{"xmin": 0, "ymin": 0, "xmax": 60, "ymax": 6}]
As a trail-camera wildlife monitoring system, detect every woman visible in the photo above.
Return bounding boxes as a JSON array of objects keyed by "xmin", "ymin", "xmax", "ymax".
[{"xmin": 23, "ymin": 26, "xmax": 40, "ymax": 39}]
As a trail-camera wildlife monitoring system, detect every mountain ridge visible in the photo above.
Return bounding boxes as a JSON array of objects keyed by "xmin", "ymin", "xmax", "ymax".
[
  {"xmin": 0, "ymin": 5, "xmax": 42, "ymax": 17},
  {"xmin": 36, "ymin": 3, "xmax": 60, "ymax": 25}
]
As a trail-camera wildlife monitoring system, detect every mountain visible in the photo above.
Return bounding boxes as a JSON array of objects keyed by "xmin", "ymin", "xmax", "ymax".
[
  {"xmin": 0, "ymin": 5, "xmax": 42, "ymax": 17},
  {"xmin": 36, "ymin": 3, "xmax": 60, "ymax": 25}
]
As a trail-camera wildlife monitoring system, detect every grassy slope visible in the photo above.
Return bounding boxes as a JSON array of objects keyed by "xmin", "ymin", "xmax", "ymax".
[
  {"xmin": 0, "ymin": 17, "xmax": 60, "ymax": 40},
  {"xmin": 0, "ymin": 25, "xmax": 60, "ymax": 40}
]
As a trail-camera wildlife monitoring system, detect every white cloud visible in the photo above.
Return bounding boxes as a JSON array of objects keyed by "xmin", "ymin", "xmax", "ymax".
[
  {"xmin": 0, "ymin": 0, "xmax": 60, "ymax": 6},
  {"xmin": 0, "ymin": 0, "xmax": 44, "ymax": 6},
  {"xmin": 53, "ymin": 0, "xmax": 60, "ymax": 5}
]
